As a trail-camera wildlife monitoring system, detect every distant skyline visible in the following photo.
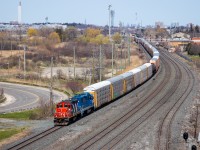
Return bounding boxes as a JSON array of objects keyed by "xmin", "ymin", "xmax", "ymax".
[{"xmin": 0, "ymin": 0, "xmax": 200, "ymax": 26}]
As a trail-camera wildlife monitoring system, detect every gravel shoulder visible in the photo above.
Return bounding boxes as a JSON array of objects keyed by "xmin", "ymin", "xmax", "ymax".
[{"xmin": 169, "ymin": 53, "xmax": 200, "ymax": 150}]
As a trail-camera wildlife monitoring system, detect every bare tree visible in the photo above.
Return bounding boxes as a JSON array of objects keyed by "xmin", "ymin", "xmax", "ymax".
[
  {"xmin": 66, "ymin": 81, "xmax": 83, "ymax": 94},
  {"xmin": 57, "ymin": 69, "xmax": 64, "ymax": 79}
]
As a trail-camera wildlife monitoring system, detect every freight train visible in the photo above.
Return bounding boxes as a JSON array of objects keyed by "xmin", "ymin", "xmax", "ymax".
[{"xmin": 54, "ymin": 37, "xmax": 160, "ymax": 126}]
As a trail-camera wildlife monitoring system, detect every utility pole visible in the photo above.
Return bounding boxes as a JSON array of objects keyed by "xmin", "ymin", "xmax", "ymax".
[
  {"xmin": 112, "ymin": 43, "xmax": 114, "ymax": 77},
  {"xmin": 18, "ymin": 56, "xmax": 21, "ymax": 70},
  {"xmin": 99, "ymin": 45, "xmax": 102, "ymax": 82},
  {"xmin": 92, "ymin": 48, "xmax": 95, "ymax": 83},
  {"xmin": 121, "ymin": 43, "xmax": 123, "ymax": 71},
  {"xmin": 23, "ymin": 45, "xmax": 26, "ymax": 80},
  {"xmin": 116, "ymin": 45, "xmax": 119, "ymax": 72},
  {"xmin": 128, "ymin": 34, "xmax": 131, "ymax": 66},
  {"xmin": 125, "ymin": 45, "xmax": 126, "ymax": 69},
  {"xmin": 7, "ymin": 63, "xmax": 9, "ymax": 75},
  {"xmin": 108, "ymin": 5, "xmax": 112, "ymax": 40},
  {"xmin": 73, "ymin": 47, "xmax": 76, "ymax": 80},
  {"xmin": 11, "ymin": 40, "xmax": 12, "ymax": 56},
  {"xmin": 89, "ymin": 70, "xmax": 92, "ymax": 86},
  {"xmin": 50, "ymin": 56, "xmax": 53, "ymax": 115}
]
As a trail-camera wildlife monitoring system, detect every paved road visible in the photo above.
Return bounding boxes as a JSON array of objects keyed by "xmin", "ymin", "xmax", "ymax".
[{"xmin": 0, "ymin": 82, "xmax": 68, "ymax": 113}]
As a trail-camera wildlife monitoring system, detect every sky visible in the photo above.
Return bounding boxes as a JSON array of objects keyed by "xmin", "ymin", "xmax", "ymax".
[{"xmin": 0, "ymin": 0, "xmax": 200, "ymax": 26}]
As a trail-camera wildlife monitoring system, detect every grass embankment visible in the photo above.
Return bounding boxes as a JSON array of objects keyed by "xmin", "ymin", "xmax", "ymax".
[
  {"xmin": 0, "ymin": 128, "xmax": 25, "ymax": 142},
  {"xmin": 0, "ymin": 108, "xmax": 50, "ymax": 120},
  {"xmin": 0, "ymin": 109, "xmax": 47, "ymax": 142},
  {"xmin": 190, "ymin": 55, "xmax": 200, "ymax": 62},
  {"xmin": 189, "ymin": 55, "xmax": 200, "ymax": 70},
  {"xmin": 0, "ymin": 110, "xmax": 36, "ymax": 120}
]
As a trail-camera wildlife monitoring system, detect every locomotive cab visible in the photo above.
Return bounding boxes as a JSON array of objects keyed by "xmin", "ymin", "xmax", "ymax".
[
  {"xmin": 54, "ymin": 100, "xmax": 77, "ymax": 126},
  {"xmin": 54, "ymin": 92, "xmax": 94, "ymax": 126}
]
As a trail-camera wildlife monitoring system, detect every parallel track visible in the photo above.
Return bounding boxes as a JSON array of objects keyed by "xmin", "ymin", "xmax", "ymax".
[
  {"xmin": 156, "ymin": 50, "xmax": 195, "ymax": 150},
  {"xmin": 74, "ymin": 49, "xmax": 180, "ymax": 150},
  {"xmin": 7, "ymin": 126, "xmax": 62, "ymax": 150},
  {"xmin": 98, "ymin": 53, "xmax": 182, "ymax": 150}
]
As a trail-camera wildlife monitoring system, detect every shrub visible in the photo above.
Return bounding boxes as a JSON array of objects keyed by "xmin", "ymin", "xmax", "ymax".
[
  {"xmin": 66, "ymin": 81, "xmax": 83, "ymax": 94},
  {"xmin": 186, "ymin": 43, "xmax": 200, "ymax": 56}
]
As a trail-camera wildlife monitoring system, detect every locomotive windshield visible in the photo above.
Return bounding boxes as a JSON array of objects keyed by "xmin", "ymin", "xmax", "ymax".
[
  {"xmin": 57, "ymin": 103, "xmax": 63, "ymax": 108},
  {"xmin": 64, "ymin": 103, "xmax": 71, "ymax": 108}
]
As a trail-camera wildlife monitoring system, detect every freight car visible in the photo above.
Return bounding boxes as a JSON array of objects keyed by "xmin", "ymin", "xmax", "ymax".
[
  {"xmin": 106, "ymin": 76, "xmax": 124, "ymax": 100},
  {"xmin": 54, "ymin": 37, "xmax": 160, "ymax": 126},
  {"xmin": 83, "ymin": 81, "xmax": 111, "ymax": 108},
  {"xmin": 120, "ymin": 72, "xmax": 134, "ymax": 93},
  {"xmin": 150, "ymin": 56, "xmax": 160, "ymax": 72}
]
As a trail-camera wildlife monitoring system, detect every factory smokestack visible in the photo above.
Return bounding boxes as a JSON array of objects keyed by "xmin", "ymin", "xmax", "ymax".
[{"xmin": 18, "ymin": 0, "xmax": 22, "ymax": 24}]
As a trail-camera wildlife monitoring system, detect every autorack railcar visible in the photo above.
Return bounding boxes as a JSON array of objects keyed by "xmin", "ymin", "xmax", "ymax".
[
  {"xmin": 106, "ymin": 75, "xmax": 124, "ymax": 100},
  {"xmin": 83, "ymin": 81, "xmax": 111, "ymax": 108}
]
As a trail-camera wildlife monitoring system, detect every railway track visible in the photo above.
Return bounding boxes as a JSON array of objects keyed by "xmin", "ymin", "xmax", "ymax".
[
  {"xmin": 74, "ymin": 48, "xmax": 182, "ymax": 149},
  {"xmin": 156, "ymin": 50, "xmax": 195, "ymax": 150},
  {"xmin": 7, "ymin": 126, "xmax": 62, "ymax": 150},
  {"xmin": 6, "ymin": 47, "xmax": 195, "ymax": 150}
]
